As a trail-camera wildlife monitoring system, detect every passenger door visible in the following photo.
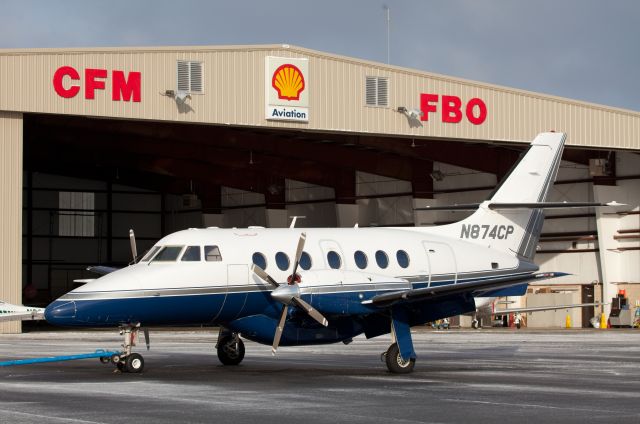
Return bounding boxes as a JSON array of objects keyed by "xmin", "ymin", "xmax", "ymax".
[{"xmin": 423, "ymin": 241, "xmax": 457, "ymax": 286}]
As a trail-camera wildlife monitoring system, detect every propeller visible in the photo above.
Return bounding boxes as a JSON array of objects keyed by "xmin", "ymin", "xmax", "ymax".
[
  {"xmin": 129, "ymin": 229, "xmax": 138, "ymax": 263},
  {"xmin": 251, "ymin": 232, "xmax": 328, "ymax": 355}
]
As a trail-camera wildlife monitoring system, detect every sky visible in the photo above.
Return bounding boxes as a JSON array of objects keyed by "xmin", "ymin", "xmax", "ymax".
[{"xmin": 1, "ymin": 0, "xmax": 639, "ymax": 111}]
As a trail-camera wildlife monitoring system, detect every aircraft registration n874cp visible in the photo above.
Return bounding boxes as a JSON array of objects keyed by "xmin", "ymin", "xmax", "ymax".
[{"xmin": 38, "ymin": 132, "xmax": 610, "ymax": 374}]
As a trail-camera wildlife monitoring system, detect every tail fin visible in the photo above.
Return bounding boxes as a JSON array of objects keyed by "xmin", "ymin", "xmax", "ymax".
[{"xmin": 426, "ymin": 132, "xmax": 566, "ymax": 259}]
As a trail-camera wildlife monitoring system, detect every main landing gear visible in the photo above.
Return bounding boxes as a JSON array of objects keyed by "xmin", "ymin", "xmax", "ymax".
[
  {"xmin": 216, "ymin": 329, "xmax": 245, "ymax": 366},
  {"xmin": 381, "ymin": 343, "xmax": 416, "ymax": 374},
  {"xmin": 100, "ymin": 323, "xmax": 148, "ymax": 373}
]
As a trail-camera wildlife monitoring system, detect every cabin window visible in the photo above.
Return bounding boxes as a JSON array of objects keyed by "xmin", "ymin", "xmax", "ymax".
[
  {"xmin": 181, "ymin": 246, "xmax": 201, "ymax": 262},
  {"xmin": 375, "ymin": 250, "xmax": 389, "ymax": 269},
  {"xmin": 252, "ymin": 252, "xmax": 267, "ymax": 270},
  {"xmin": 276, "ymin": 252, "xmax": 290, "ymax": 271},
  {"xmin": 152, "ymin": 246, "xmax": 184, "ymax": 262},
  {"xmin": 354, "ymin": 251, "xmax": 368, "ymax": 269},
  {"xmin": 205, "ymin": 245, "xmax": 222, "ymax": 262},
  {"xmin": 300, "ymin": 252, "xmax": 312, "ymax": 270},
  {"xmin": 140, "ymin": 246, "xmax": 161, "ymax": 262},
  {"xmin": 396, "ymin": 250, "xmax": 410, "ymax": 268},
  {"xmin": 327, "ymin": 251, "xmax": 342, "ymax": 269}
]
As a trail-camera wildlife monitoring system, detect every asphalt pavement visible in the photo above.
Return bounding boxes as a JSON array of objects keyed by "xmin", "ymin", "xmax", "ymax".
[{"xmin": 1, "ymin": 328, "xmax": 639, "ymax": 424}]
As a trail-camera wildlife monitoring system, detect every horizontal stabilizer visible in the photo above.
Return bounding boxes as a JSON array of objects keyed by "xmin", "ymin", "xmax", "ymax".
[
  {"xmin": 368, "ymin": 272, "xmax": 568, "ymax": 307},
  {"xmin": 415, "ymin": 201, "xmax": 625, "ymax": 211},
  {"xmin": 414, "ymin": 203, "xmax": 480, "ymax": 211},
  {"xmin": 86, "ymin": 265, "xmax": 119, "ymax": 275},
  {"xmin": 488, "ymin": 201, "xmax": 626, "ymax": 210}
]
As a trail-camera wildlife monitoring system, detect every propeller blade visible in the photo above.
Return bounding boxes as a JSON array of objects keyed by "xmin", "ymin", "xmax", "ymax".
[
  {"xmin": 291, "ymin": 297, "xmax": 328, "ymax": 327},
  {"xmin": 289, "ymin": 232, "xmax": 306, "ymax": 281},
  {"xmin": 272, "ymin": 305, "xmax": 288, "ymax": 355},
  {"xmin": 143, "ymin": 328, "xmax": 150, "ymax": 351},
  {"xmin": 251, "ymin": 264, "xmax": 279, "ymax": 288},
  {"xmin": 129, "ymin": 229, "xmax": 138, "ymax": 263}
]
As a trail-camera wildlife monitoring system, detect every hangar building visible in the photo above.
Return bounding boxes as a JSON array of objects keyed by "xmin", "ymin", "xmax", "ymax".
[{"xmin": 1, "ymin": 44, "xmax": 639, "ymax": 333}]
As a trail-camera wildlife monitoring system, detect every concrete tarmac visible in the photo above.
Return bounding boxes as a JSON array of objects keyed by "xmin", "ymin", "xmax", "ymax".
[{"xmin": 1, "ymin": 328, "xmax": 639, "ymax": 424}]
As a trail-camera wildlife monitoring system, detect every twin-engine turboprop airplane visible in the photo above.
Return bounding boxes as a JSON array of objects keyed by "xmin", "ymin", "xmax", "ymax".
[{"xmin": 36, "ymin": 132, "xmax": 617, "ymax": 374}]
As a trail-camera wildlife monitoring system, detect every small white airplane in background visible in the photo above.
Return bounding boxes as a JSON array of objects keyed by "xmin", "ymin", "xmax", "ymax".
[
  {"xmin": 0, "ymin": 301, "xmax": 44, "ymax": 322},
  {"xmin": 469, "ymin": 296, "xmax": 604, "ymax": 328},
  {"xmin": 2, "ymin": 132, "xmax": 622, "ymax": 374}
]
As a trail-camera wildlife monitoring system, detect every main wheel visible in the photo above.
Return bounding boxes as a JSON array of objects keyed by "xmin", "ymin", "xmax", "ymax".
[
  {"xmin": 217, "ymin": 335, "xmax": 245, "ymax": 365},
  {"xmin": 125, "ymin": 353, "xmax": 145, "ymax": 373},
  {"xmin": 385, "ymin": 343, "xmax": 416, "ymax": 374}
]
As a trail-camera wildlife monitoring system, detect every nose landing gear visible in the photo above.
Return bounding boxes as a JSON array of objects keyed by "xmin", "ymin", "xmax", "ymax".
[{"xmin": 103, "ymin": 323, "xmax": 148, "ymax": 373}]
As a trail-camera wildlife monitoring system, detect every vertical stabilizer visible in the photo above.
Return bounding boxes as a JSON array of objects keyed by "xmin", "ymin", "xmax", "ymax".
[{"xmin": 425, "ymin": 132, "xmax": 566, "ymax": 259}]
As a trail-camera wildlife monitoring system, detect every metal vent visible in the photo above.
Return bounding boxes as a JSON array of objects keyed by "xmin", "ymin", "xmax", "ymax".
[
  {"xmin": 177, "ymin": 61, "xmax": 204, "ymax": 94},
  {"xmin": 365, "ymin": 76, "xmax": 388, "ymax": 107}
]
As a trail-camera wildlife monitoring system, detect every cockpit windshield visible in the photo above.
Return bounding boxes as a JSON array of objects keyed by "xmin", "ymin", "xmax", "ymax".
[
  {"xmin": 151, "ymin": 246, "xmax": 184, "ymax": 262},
  {"xmin": 140, "ymin": 246, "xmax": 161, "ymax": 262}
]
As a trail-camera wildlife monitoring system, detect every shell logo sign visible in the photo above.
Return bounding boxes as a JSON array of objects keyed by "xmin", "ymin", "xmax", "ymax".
[
  {"xmin": 272, "ymin": 64, "xmax": 305, "ymax": 101},
  {"xmin": 266, "ymin": 57, "xmax": 309, "ymax": 122}
]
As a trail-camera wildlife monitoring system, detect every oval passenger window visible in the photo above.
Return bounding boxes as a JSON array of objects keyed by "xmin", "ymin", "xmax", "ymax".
[
  {"xmin": 396, "ymin": 250, "xmax": 410, "ymax": 268},
  {"xmin": 375, "ymin": 250, "xmax": 389, "ymax": 269},
  {"xmin": 354, "ymin": 250, "xmax": 368, "ymax": 269},
  {"xmin": 252, "ymin": 252, "xmax": 267, "ymax": 270},
  {"xmin": 275, "ymin": 252, "xmax": 290, "ymax": 271},
  {"xmin": 300, "ymin": 252, "xmax": 312, "ymax": 270},
  {"xmin": 327, "ymin": 251, "xmax": 342, "ymax": 269}
]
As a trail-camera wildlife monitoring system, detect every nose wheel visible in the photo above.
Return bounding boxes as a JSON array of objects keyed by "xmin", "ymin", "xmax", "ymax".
[{"xmin": 102, "ymin": 324, "xmax": 147, "ymax": 373}]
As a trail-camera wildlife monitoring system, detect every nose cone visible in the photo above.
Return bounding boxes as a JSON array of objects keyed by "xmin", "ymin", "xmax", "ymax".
[{"xmin": 44, "ymin": 300, "xmax": 77, "ymax": 326}]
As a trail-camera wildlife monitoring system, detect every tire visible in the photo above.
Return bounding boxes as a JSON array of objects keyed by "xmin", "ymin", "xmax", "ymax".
[
  {"xmin": 217, "ymin": 336, "xmax": 245, "ymax": 366},
  {"xmin": 385, "ymin": 343, "xmax": 415, "ymax": 374},
  {"xmin": 125, "ymin": 353, "xmax": 144, "ymax": 373},
  {"xmin": 99, "ymin": 356, "xmax": 110, "ymax": 364}
]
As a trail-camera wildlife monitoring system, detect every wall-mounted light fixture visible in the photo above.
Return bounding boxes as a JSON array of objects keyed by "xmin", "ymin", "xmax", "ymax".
[
  {"xmin": 396, "ymin": 106, "xmax": 423, "ymax": 127},
  {"xmin": 161, "ymin": 89, "xmax": 191, "ymax": 105}
]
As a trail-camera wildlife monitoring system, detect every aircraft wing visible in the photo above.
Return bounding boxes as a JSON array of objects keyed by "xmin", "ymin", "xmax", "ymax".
[
  {"xmin": 494, "ymin": 302, "xmax": 605, "ymax": 315},
  {"xmin": 367, "ymin": 272, "xmax": 567, "ymax": 308}
]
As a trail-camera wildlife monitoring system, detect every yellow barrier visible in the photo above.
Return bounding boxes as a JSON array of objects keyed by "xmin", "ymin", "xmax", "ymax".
[
  {"xmin": 600, "ymin": 313, "xmax": 607, "ymax": 329},
  {"xmin": 565, "ymin": 313, "xmax": 571, "ymax": 328}
]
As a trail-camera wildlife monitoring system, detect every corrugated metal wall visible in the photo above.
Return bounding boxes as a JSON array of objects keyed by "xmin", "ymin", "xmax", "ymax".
[
  {"xmin": 0, "ymin": 112, "xmax": 22, "ymax": 333},
  {"xmin": 0, "ymin": 45, "xmax": 638, "ymax": 150}
]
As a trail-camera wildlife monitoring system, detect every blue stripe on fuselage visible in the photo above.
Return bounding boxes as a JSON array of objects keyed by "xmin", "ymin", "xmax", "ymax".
[{"xmin": 44, "ymin": 271, "xmax": 529, "ymax": 327}]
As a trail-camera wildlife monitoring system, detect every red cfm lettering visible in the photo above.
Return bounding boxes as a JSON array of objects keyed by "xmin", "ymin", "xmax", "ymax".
[
  {"xmin": 52, "ymin": 66, "xmax": 141, "ymax": 102},
  {"xmin": 420, "ymin": 93, "xmax": 487, "ymax": 125}
]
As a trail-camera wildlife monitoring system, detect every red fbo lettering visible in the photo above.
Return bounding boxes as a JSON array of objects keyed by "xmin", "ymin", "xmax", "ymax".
[{"xmin": 420, "ymin": 93, "xmax": 487, "ymax": 125}]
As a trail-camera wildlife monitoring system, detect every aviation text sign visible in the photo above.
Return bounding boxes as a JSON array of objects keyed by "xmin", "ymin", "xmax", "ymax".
[{"xmin": 265, "ymin": 56, "xmax": 309, "ymax": 122}]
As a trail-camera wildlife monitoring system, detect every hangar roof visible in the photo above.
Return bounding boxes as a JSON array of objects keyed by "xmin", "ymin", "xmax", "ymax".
[{"xmin": 1, "ymin": 44, "xmax": 639, "ymax": 150}]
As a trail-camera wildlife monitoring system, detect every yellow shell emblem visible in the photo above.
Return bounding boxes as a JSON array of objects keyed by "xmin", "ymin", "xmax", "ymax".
[{"xmin": 272, "ymin": 64, "xmax": 305, "ymax": 101}]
